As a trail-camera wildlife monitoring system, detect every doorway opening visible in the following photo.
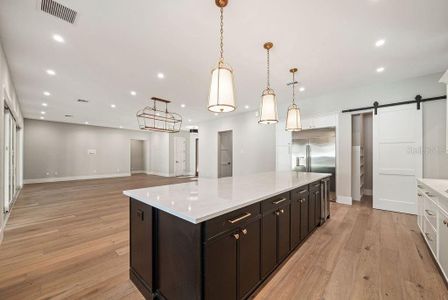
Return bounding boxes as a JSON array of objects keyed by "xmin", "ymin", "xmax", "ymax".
[
  {"xmin": 351, "ymin": 112, "xmax": 373, "ymax": 208},
  {"xmin": 218, "ymin": 130, "xmax": 233, "ymax": 178},
  {"xmin": 195, "ymin": 138, "xmax": 199, "ymax": 177},
  {"xmin": 130, "ymin": 139, "xmax": 145, "ymax": 175}
]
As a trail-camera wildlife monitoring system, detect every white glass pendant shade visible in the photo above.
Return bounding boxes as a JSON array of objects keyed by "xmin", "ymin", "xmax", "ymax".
[
  {"xmin": 259, "ymin": 89, "xmax": 278, "ymax": 124},
  {"xmin": 208, "ymin": 62, "xmax": 236, "ymax": 113},
  {"xmin": 285, "ymin": 103, "xmax": 302, "ymax": 131}
]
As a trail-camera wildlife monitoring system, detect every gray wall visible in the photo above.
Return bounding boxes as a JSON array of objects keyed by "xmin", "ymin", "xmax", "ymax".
[
  {"xmin": 130, "ymin": 139, "xmax": 145, "ymax": 172},
  {"xmin": 24, "ymin": 119, "xmax": 151, "ymax": 181}
]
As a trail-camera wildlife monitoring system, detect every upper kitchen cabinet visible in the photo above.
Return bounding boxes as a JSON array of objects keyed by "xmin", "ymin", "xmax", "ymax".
[
  {"xmin": 301, "ymin": 113, "xmax": 337, "ymax": 130},
  {"xmin": 440, "ymin": 70, "xmax": 448, "ymax": 153}
]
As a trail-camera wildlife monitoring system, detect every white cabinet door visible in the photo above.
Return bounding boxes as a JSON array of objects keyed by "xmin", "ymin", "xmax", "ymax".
[
  {"xmin": 417, "ymin": 189, "xmax": 424, "ymax": 231},
  {"xmin": 438, "ymin": 210, "xmax": 448, "ymax": 280}
]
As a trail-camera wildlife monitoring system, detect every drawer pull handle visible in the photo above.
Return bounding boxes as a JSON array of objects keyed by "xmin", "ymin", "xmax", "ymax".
[
  {"xmin": 275, "ymin": 211, "xmax": 280, "ymax": 216},
  {"xmin": 443, "ymin": 219, "xmax": 448, "ymax": 226},
  {"xmin": 233, "ymin": 233, "xmax": 240, "ymax": 240},
  {"xmin": 228, "ymin": 212, "xmax": 252, "ymax": 224},
  {"xmin": 241, "ymin": 229, "xmax": 248, "ymax": 235},
  {"xmin": 425, "ymin": 209, "xmax": 435, "ymax": 216},
  {"xmin": 417, "ymin": 185, "xmax": 423, "ymax": 189},
  {"xmin": 298, "ymin": 189, "xmax": 308, "ymax": 194},
  {"xmin": 425, "ymin": 232, "xmax": 433, "ymax": 241},
  {"xmin": 417, "ymin": 193, "xmax": 423, "ymax": 196},
  {"xmin": 425, "ymin": 192, "xmax": 435, "ymax": 198},
  {"xmin": 280, "ymin": 209, "xmax": 285, "ymax": 214},
  {"xmin": 272, "ymin": 198, "xmax": 287, "ymax": 205}
]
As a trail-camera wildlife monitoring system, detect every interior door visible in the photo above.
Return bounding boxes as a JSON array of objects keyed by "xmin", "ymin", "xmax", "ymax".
[
  {"xmin": 174, "ymin": 137, "xmax": 186, "ymax": 176},
  {"xmin": 3, "ymin": 110, "xmax": 10, "ymax": 213},
  {"xmin": 373, "ymin": 104, "xmax": 422, "ymax": 214},
  {"xmin": 218, "ymin": 131, "xmax": 232, "ymax": 178}
]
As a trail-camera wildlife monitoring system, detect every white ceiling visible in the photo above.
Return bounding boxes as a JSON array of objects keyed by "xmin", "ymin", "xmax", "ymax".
[{"xmin": 0, "ymin": 0, "xmax": 447, "ymax": 130}]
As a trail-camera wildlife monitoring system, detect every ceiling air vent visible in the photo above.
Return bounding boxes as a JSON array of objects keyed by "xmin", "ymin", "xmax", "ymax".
[
  {"xmin": 65, "ymin": 114, "xmax": 73, "ymax": 118},
  {"xmin": 77, "ymin": 99, "xmax": 89, "ymax": 103},
  {"xmin": 41, "ymin": 0, "xmax": 77, "ymax": 24}
]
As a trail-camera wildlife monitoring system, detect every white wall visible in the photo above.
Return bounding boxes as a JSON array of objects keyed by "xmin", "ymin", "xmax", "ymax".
[
  {"xmin": 198, "ymin": 111, "xmax": 276, "ymax": 178},
  {"xmin": 0, "ymin": 43, "xmax": 24, "ymax": 241},
  {"xmin": 150, "ymin": 132, "xmax": 170, "ymax": 177}
]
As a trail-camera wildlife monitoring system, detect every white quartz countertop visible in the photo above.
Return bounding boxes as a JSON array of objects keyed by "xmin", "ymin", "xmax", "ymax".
[
  {"xmin": 418, "ymin": 178, "xmax": 448, "ymax": 198},
  {"xmin": 124, "ymin": 171, "xmax": 331, "ymax": 224}
]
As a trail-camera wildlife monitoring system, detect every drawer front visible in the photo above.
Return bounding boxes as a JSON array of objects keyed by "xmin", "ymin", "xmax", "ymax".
[
  {"xmin": 204, "ymin": 203, "xmax": 260, "ymax": 240},
  {"xmin": 423, "ymin": 195, "xmax": 438, "ymax": 230},
  {"xmin": 309, "ymin": 181, "xmax": 321, "ymax": 191},
  {"xmin": 438, "ymin": 211, "xmax": 448, "ymax": 280},
  {"xmin": 291, "ymin": 186, "xmax": 309, "ymax": 202},
  {"xmin": 261, "ymin": 192, "xmax": 291, "ymax": 213},
  {"xmin": 423, "ymin": 218, "xmax": 438, "ymax": 258}
]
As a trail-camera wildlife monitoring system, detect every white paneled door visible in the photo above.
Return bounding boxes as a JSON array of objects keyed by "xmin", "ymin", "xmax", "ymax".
[
  {"xmin": 174, "ymin": 137, "xmax": 186, "ymax": 176},
  {"xmin": 373, "ymin": 104, "xmax": 422, "ymax": 214}
]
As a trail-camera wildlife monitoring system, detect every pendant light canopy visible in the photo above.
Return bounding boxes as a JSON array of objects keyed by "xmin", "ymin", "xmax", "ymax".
[
  {"xmin": 285, "ymin": 68, "xmax": 302, "ymax": 131},
  {"xmin": 208, "ymin": 0, "xmax": 236, "ymax": 113},
  {"xmin": 259, "ymin": 42, "xmax": 278, "ymax": 124}
]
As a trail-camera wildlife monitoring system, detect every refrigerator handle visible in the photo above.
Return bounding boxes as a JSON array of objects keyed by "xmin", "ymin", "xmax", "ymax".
[{"xmin": 307, "ymin": 144, "xmax": 311, "ymax": 172}]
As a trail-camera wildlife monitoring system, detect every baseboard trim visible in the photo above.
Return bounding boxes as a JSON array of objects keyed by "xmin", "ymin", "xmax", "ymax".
[
  {"xmin": 145, "ymin": 171, "xmax": 174, "ymax": 177},
  {"xmin": 337, "ymin": 195, "xmax": 352, "ymax": 205},
  {"xmin": 24, "ymin": 173, "xmax": 132, "ymax": 184},
  {"xmin": 131, "ymin": 170, "xmax": 146, "ymax": 174}
]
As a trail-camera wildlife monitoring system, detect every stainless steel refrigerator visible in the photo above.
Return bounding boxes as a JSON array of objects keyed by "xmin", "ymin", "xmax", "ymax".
[{"xmin": 291, "ymin": 127, "xmax": 336, "ymax": 201}]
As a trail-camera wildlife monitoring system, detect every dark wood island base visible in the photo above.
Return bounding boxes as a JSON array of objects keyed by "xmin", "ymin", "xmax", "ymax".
[{"xmin": 129, "ymin": 178, "xmax": 330, "ymax": 300}]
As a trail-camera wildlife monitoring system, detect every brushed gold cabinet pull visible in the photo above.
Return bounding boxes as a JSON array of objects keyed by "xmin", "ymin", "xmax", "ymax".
[
  {"xmin": 233, "ymin": 233, "xmax": 240, "ymax": 240},
  {"xmin": 242, "ymin": 229, "xmax": 247, "ymax": 235},
  {"xmin": 275, "ymin": 211, "xmax": 280, "ymax": 216},
  {"xmin": 425, "ymin": 209, "xmax": 435, "ymax": 216},
  {"xmin": 273, "ymin": 198, "xmax": 287, "ymax": 205},
  {"xmin": 299, "ymin": 189, "xmax": 308, "ymax": 194},
  {"xmin": 228, "ymin": 212, "xmax": 252, "ymax": 224},
  {"xmin": 280, "ymin": 209, "xmax": 285, "ymax": 214},
  {"xmin": 425, "ymin": 232, "xmax": 433, "ymax": 241}
]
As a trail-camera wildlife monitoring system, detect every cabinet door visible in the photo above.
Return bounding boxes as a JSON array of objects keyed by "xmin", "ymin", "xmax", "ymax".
[
  {"xmin": 439, "ymin": 211, "xmax": 448, "ymax": 280},
  {"xmin": 314, "ymin": 189, "xmax": 322, "ymax": 227},
  {"xmin": 204, "ymin": 233, "xmax": 238, "ymax": 300},
  {"xmin": 308, "ymin": 191, "xmax": 316, "ymax": 232},
  {"xmin": 300, "ymin": 196, "xmax": 309, "ymax": 240},
  {"xmin": 277, "ymin": 205, "xmax": 291, "ymax": 262},
  {"xmin": 417, "ymin": 190, "xmax": 424, "ymax": 231},
  {"xmin": 238, "ymin": 219, "xmax": 261, "ymax": 299},
  {"xmin": 261, "ymin": 212, "xmax": 277, "ymax": 278},
  {"xmin": 290, "ymin": 200, "xmax": 301, "ymax": 248},
  {"xmin": 130, "ymin": 199, "xmax": 153, "ymax": 288}
]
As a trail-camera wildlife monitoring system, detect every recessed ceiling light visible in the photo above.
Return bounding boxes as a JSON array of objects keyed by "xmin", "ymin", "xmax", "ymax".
[
  {"xmin": 188, "ymin": 119, "xmax": 192, "ymax": 122},
  {"xmin": 376, "ymin": 67, "xmax": 385, "ymax": 73},
  {"xmin": 299, "ymin": 87, "xmax": 306, "ymax": 92},
  {"xmin": 119, "ymin": 126, "xmax": 123, "ymax": 129},
  {"xmin": 46, "ymin": 69, "xmax": 56, "ymax": 76},
  {"xmin": 214, "ymin": 113, "xmax": 218, "ymax": 116},
  {"xmin": 130, "ymin": 91, "xmax": 137, "ymax": 96},
  {"xmin": 244, "ymin": 105, "xmax": 250, "ymax": 109},
  {"xmin": 181, "ymin": 104, "xmax": 186, "ymax": 108},
  {"xmin": 157, "ymin": 73, "xmax": 165, "ymax": 79},
  {"xmin": 52, "ymin": 34, "xmax": 65, "ymax": 43},
  {"xmin": 42, "ymin": 103, "xmax": 48, "ymax": 107},
  {"xmin": 41, "ymin": 111, "xmax": 46, "ymax": 115},
  {"xmin": 40, "ymin": 116, "xmax": 45, "ymax": 120},
  {"xmin": 110, "ymin": 104, "xmax": 116, "ymax": 108},
  {"xmin": 43, "ymin": 91, "xmax": 51, "ymax": 96},
  {"xmin": 84, "ymin": 121, "xmax": 89, "ymax": 125},
  {"xmin": 375, "ymin": 39, "xmax": 386, "ymax": 47}
]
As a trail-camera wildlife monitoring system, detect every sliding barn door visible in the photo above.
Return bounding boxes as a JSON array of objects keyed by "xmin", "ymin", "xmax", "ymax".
[{"xmin": 373, "ymin": 104, "xmax": 422, "ymax": 214}]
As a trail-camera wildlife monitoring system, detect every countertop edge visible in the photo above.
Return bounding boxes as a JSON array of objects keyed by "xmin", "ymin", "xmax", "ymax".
[{"xmin": 124, "ymin": 173, "xmax": 331, "ymax": 224}]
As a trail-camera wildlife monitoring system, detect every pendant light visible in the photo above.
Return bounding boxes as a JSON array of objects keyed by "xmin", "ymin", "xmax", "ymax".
[
  {"xmin": 208, "ymin": 0, "xmax": 236, "ymax": 113},
  {"xmin": 285, "ymin": 68, "xmax": 302, "ymax": 131},
  {"xmin": 258, "ymin": 42, "xmax": 278, "ymax": 124}
]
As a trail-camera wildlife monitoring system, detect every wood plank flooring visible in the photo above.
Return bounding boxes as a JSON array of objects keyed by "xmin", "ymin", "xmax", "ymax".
[{"xmin": 0, "ymin": 176, "xmax": 446, "ymax": 299}]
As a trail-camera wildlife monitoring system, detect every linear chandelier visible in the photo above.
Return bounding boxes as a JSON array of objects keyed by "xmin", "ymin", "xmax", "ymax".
[{"xmin": 137, "ymin": 97, "xmax": 182, "ymax": 133}]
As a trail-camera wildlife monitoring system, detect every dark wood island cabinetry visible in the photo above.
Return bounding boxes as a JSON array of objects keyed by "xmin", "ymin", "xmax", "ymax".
[{"xmin": 125, "ymin": 172, "xmax": 331, "ymax": 299}]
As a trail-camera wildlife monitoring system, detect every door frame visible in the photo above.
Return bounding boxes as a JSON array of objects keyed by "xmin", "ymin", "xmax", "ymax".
[{"xmin": 217, "ymin": 130, "xmax": 233, "ymax": 178}]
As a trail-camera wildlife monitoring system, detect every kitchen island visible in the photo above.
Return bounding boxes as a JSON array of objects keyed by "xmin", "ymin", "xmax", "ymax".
[{"xmin": 124, "ymin": 171, "xmax": 331, "ymax": 300}]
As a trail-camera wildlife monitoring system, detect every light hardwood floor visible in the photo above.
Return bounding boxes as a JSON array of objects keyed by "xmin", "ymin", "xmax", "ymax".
[{"xmin": 0, "ymin": 175, "xmax": 446, "ymax": 299}]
